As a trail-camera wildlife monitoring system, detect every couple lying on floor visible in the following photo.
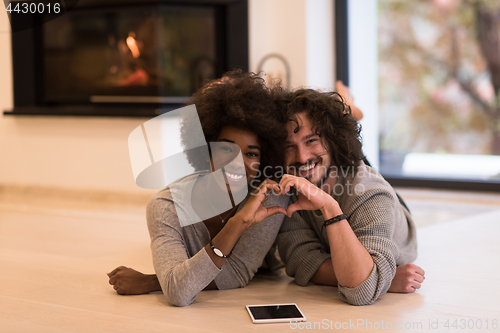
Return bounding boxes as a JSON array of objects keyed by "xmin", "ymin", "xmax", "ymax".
[{"xmin": 108, "ymin": 71, "xmax": 425, "ymax": 306}]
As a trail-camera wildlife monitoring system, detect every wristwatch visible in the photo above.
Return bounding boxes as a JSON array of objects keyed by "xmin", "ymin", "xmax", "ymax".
[{"xmin": 209, "ymin": 239, "xmax": 231, "ymax": 258}]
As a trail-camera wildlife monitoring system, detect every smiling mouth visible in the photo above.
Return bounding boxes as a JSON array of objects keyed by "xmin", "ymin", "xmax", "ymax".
[
  {"xmin": 224, "ymin": 170, "xmax": 245, "ymax": 181},
  {"xmin": 294, "ymin": 161, "xmax": 319, "ymax": 177},
  {"xmin": 298, "ymin": 162, "xmax": 317, "ymax": 172}
]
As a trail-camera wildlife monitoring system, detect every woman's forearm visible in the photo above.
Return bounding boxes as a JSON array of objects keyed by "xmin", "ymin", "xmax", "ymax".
[
  {"xmin": 205, "ymin": 214, "xmax": 249, "ymax": 268},
  {"xmin": 146, "ymin": 274, "xmax": 162, "ymax": 292}
]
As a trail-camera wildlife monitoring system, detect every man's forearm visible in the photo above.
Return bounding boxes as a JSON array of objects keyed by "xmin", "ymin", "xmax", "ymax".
[
  {"xmin": 320, "ymin": 202, "xmax": 374, "ymax": 289},
  {"xmin": 324, "ymin": 219, "xmax": 374, "ymax": 288},
  {"xmin": 310, "ymin": 259, "xmax": 338, "ymax": 286}
]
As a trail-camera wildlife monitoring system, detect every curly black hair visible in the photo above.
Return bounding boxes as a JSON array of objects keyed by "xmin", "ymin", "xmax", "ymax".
[
  {"xmin": 180, "ymin": 70, "xmax": 287, "ymax": 181},
  {"xmin": 277, "ymin": 88, "xmax": 365, "ymax": 170}
]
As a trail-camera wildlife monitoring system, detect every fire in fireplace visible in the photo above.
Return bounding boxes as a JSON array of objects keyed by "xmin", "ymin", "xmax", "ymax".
[{"xmin": 6, "ymin": 0, "xmax": 248, "ymax": 117}]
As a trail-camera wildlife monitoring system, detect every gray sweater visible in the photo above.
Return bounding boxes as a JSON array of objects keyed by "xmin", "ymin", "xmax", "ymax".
[
  {"xmin": 147, "ymin": 172, "xmax": 289, "ymax": 306},
  {"xmin": 277, "ymin": 162, "xmax": 417, "ymax": 305}
]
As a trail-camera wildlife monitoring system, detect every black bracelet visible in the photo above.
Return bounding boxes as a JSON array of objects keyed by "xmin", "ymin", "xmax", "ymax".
[
  {"xmin": 323, "ymin": 214, "xmax": 347, "ymax": 227},
  {"xmin": 209, "ymin": 238, "xmax": 231, "ymax": 259}
]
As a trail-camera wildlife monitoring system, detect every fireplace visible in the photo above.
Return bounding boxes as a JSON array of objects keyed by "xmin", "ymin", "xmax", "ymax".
[{"xmin": 6, "ymin": 0, "xmax": 248, "ymax": 117}]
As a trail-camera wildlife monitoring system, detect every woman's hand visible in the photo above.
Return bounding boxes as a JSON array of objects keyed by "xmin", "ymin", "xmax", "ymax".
[
  {"xmin": 107, "ymin": 266, "xmax": 161, "ymax": 295},
  {"xmin": 233, "ymin": 179, "xmax": 287, "ymax": 227}
]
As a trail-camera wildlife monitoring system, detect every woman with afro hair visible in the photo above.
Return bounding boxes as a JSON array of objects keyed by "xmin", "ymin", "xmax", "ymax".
[{"xmin": 108, "ymin": 71, "xmax": 290, "ymax": 306}]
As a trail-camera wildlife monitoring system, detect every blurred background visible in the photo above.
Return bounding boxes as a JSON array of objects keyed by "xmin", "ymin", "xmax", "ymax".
[{"xmin": 0, "ymin": 0, "xmax": 499, "ymax": 199}]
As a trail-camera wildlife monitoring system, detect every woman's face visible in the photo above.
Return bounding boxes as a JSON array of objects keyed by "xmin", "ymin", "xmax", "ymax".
[{"xmin": 212, "ymin": 126, "xmax": 261, "ymax": 188}]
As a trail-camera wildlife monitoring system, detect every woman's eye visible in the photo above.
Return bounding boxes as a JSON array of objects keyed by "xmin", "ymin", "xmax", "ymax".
[
  {"xmin": 246, "ymin": 152, "xmax": 259, "ymax": 158},
  {"xmin": 220, "ymin": 146, "xmax": 232, "ymax": 152}
]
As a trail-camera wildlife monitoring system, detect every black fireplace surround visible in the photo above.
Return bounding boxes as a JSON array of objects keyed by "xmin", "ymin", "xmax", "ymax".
[{"xmin": 5, "ymin": 0, "xmax": 248, "ymax": 117}]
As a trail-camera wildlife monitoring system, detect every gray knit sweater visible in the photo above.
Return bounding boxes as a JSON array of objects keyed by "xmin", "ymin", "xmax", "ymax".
[
  {"xmin": 147, "ymin": 172, "xmax": 289, "ymax": 306},
  {"xmin": 277, "ymin": 161, "xmax": 417, "ymax": 305}
]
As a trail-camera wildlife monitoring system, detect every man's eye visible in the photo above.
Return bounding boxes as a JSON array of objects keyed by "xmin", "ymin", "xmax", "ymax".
[
  {"xmin": 285, "ymin": 145, "xmax": 294, "ymax": 150},
  {"xmin": 307, "ymin": 139, "xmax": 317, "ymax": 144}
]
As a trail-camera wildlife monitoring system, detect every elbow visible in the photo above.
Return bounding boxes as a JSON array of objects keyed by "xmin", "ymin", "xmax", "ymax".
[
  {"xmin": 338, "ymin": 286, "xmax": 380, "ymax": 306},
  {"xmin": 168, "ymin": 299, "xmax": 194, "ymax": 307},
  {"xmin": 160, "ymin": 276, "xmax": 196, "ymax": 307},
  {"xmin": 164, "ymin": 290, "xmax": 195, "ymax": 307},
  {"xmin": 342, "ymin": 293, "xmax": 378, "ymax": 306},
  {"xmin": 337, "ymin": 265, "xmax": 388, "ymax": 306}
]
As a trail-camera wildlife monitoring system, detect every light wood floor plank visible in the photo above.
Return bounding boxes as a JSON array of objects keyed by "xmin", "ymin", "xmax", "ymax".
[{"xmin": 1, "ymin": 200, "xmax": 500, "ymax": 332}]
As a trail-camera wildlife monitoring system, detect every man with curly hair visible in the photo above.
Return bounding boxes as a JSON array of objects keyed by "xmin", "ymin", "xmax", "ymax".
[{"xmin": 275, "ymin": 88, "xmax": 424, "ymax": 306}]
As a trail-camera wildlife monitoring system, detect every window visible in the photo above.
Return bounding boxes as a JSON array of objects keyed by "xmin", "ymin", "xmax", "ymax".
[{"xmin": 339, "ymin": 0, "xmax": 500, "ymax": 190}]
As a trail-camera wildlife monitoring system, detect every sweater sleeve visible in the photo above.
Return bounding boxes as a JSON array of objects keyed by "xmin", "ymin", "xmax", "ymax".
[
  {"xmin": 337, "ymin": 190, "xmax": 398, "ymax": 305},
  {"xmin": 147, "ymin": 193, "xmax": 289, "ymax": 306},
  {"xmin": 277, "ymin": 211, "xmax": 332, "ymax": 286},
  {"xmin": 214, "ymin": 193, "xmax": 289, "ymax": 290},
  {"xmin": 147, "ymin": 196, "xmax": 221, "ymax": 307}
]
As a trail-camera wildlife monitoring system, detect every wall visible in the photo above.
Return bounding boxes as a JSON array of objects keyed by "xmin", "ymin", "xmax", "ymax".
[
  {"xmin": 0, "ymin": 1, "xmax": 334, "ymax": 194},
  {"xmin": 348, "ymin": 0, "xmax": 379, "ymax": 168},
  {"xmin": 249, "ymin": 0, "xmax": 334, "ymax": 90}
]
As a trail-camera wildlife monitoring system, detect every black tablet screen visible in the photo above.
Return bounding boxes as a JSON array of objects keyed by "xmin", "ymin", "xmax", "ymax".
[{"xmin": 249, "ymin": 305, "xmax": 303, "ymax": 320}]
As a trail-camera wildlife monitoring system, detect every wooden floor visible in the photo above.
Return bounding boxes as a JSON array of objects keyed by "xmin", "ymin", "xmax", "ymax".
[{"xmin": 1, "ymin": 188, "xmax": 500, "ymax": 332}]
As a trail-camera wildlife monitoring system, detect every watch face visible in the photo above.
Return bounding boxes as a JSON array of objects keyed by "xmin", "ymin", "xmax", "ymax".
[{"xmin": 214, "ymin": 248, "xmax": 224, "ymax": 257}]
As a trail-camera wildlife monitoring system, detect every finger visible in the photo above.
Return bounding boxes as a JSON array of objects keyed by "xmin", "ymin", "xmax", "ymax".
[
  {"xmin": 251, "ymin": 181, "xmax": 268, "ymax": 196},
  {"xmin": 286, "ymin": 202, "xmax": 302, "ymax": 217},
  {"xmin": 113, "ymin": 282, "xmax": 119, "ymax": 290},
  {"xmin": 108, "ymin": 267, "xmax": 121, "ymax": 277},
  {"xmin": 412, "ymin": 281, "xmax": 422, "ymax": 290},
  {"xmin": 405, "ymin": 263, "xmax": 424, "ymax": 274},
  {"xmin": 413, "ymin": 273, "xmax": 424, "ymax": 284},
  {"xmin": 404, "ymin": 286, "xmax": 416, "ymax": 293},
  {"xmin": 254, "ymin": 183, "xmax": 278, "ymax": 199},
  {"xmin": 264, "ymin": 178, "xmax": 278, "ymax": 186},
  {"xmin": 269, "ymin": 184, "xmax": 281, "ymax": 196},
  {"xmin": 279, "ymin": 173, "xmax": 295, "ymax": 185},
  {"xmin": 291, "ymin": 181, "xmax": 314, "ymax": 198},
  {"xmin": 280, "ymin": 176, "xmax": 313, "ymax": 196},
  {"xmin": 253, "ymin": 179, "xmax": 275, "ymax": 195},
  {"xmin": 278, "ymin": 177, "xmax": 288, "ymax": 193},
  {"xmin": 261, "ymin": 183, "xmax": 276, "ymax": 195},
  {"xmin": 108, "ymin": 274, "xmax": 118, "ymax": 285},
  {"xmin": 414, "ymin": 265, "xmax": 425, "ymax": 277},
  {"xmin": 279, "ymin": 176, "xmax": 300, "ymax": 194},
  {"xmin": 264, "ymin": 184, "xmax": 285, "ymax": 198}
]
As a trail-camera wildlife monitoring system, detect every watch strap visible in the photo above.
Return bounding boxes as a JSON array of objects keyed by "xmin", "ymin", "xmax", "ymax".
[
  {"xmin": 209, "ymin": 238, "xmax": 231, "ymax": 258},
  {"xmin": 323, "ymin": 213, "xmax": 347, "ymax": 227}
]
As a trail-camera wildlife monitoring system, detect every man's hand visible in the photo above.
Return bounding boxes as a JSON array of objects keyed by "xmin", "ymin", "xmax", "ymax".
[
  {"xmin": 234, "ymin": 179, "xmax": 287, "ymax": 226},
  {"xmin": 279, "ymin": 174, "xmax": 341, "ymax": 218},
  {"xmin": 388, "ymin": 263, "xmax": 425, "ymax": 293},
  {"xmin": 107, "ymin": 266, "xmax": 161, "ymax": 295}
]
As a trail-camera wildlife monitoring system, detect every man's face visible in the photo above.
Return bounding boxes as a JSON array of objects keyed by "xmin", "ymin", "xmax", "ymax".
[{"xmin": 284, "ymin": 112, "xmax": 332, "ymax": 186}]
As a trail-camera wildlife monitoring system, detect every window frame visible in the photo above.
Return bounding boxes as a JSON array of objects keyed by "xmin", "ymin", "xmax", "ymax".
[{"xmin": 335, "ymin": 0, "xmax": 500, "ymax": 192}]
